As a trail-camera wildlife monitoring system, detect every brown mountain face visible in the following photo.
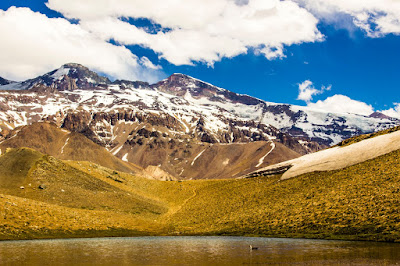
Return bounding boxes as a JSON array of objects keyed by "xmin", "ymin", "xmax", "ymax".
[
  {"xmin": 0, "ymin": 122, "xmax": 300, "ymax": 180},
  {"xmin": 0, "ymin": 122, "xmax": 142, "ymax": 175},
  {"xmin": 59, "ymin": 113, "xmax": 303, "ymax": 179}
]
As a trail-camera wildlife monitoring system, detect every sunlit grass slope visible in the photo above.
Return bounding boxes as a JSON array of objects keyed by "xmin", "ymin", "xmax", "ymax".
[
  {"xmin": 168, "ymin": 149, "xmax": 400, "ymax": 242},
  {"xmin": 1, "ymin": 146, "xmax": 400, "ymax": 242},
  {"xmin": 0, "ymin": 148, "xmax": 167, "ymax": 239}
]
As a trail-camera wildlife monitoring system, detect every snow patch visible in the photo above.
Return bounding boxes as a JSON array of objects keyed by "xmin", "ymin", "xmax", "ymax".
[
  {"xmin": 60, "ymin": 137, "xmax": 69, "ymax": 154},
  {"xmin": 51, "ymin": 66, "xmax": 70, "ymax": 80},
  {"xmin": 86, "ymin": 77, "xmax": 96, "ymax": 83},
  {"xmin": 112, "ymin": 145, "xmax": 123, "ymax": 156},
  {"xmin": 222, "ymin": 158, "xmax": 230, "ymax": 166},
  {"xmin": 256, "ymin": 141, "xmax": 275, "ymax": 167},
  {"xmin": 258, "ymin": 130, "xmax": 400, "ymax": 179},
  {"xmin": 122, "ymin": 153, "xmax": 129, "ymax": 162},
  {"xmin": 191, "ymin": 149, "xmax": 206, "ymax": 166}
]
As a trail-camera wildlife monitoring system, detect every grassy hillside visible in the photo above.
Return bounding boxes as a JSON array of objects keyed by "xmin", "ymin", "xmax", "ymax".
[
  {"xmin": 1, "ymin": 147, "xmax": 400, "ymax": 242},
  {"xmin": 0, "ymin": 148, "xmax": 168, "ymax": 240},
  {"xmin": 0, "ymin": 148, "xmax": 43, "ymax": 189},
  {"xmin": 167, "ymin": 148, "xmax": 400, "ymax": 242}
]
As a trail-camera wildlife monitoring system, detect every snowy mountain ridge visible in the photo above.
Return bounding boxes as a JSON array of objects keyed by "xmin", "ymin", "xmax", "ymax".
[{"xmin": 0, "ymin": 63, "xmax": 398, "ymax": 149}]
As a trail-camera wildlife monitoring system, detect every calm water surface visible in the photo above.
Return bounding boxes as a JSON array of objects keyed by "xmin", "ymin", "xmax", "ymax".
[{"xmin": 0, "ymin": 236, "xmax": 399, "ymax": 265}]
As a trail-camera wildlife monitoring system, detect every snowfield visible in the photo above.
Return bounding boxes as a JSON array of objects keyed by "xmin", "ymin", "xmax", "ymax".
[{"xmin": 254, "ymin": 129, "xmax": 400, "ymax": 180}]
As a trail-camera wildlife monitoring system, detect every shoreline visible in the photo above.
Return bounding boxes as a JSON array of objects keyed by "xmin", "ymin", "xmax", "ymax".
[{"xmin": 2, "ymin": 229, "xmax": 399, "ymax": 243}]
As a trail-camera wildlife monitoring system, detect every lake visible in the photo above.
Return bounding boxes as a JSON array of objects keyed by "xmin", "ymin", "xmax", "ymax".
[{"xmin": 0, "ymin": 236, "xmax": 399, "ymax": 265}]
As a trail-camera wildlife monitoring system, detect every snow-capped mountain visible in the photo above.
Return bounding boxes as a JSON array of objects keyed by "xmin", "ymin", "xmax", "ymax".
[
  {"xmin": 0, "ymin": 63, "xmax": 110, "ymax": 91},
  {"xmin": 152, "ymin": 73, "xmax": 399, "ymax": 146},
  {"xmin": 0, "ymin": 76, "xmax": 14, "ymax": 86},
  {"xmin": 0, "ymin": 64, "xmax": 398, "ymax": 179}
]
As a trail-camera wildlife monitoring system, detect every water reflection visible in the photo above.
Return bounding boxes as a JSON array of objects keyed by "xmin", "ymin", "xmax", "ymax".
[{"xmin": 1, "ymin": 236, "xmax": 399, "ymax": 265}]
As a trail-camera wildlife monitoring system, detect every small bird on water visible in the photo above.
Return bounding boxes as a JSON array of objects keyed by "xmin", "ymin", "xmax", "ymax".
[{"xmin": 249, "ymin": 245, "xmax": 258, "ymax": 250}]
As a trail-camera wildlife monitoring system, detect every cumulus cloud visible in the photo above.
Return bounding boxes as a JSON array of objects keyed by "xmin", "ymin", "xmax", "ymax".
[
  {"xmin": 296, "ymin": 0, "xmax": 400, "ymax": 37},
  {"xmin": 307, "ymin": 94, "xmax": 375, "ymax": 115},
  {"xmin": 0, "ymin": 7, "xmax": 163, "ymax": 82},
  {"xmin": 2, "ymin": 1, "xmax": 398, "ymax": 82},
  {"xmin": 46, "ymin": 0, "xmax": 323, "ymax": 66},
  {"xmin": 298, "ymin": 80, "xmax": 398, "ymax": 118},
  {"xmin": 140, "ymin": 57, "xmax": 161, "ymax": 70},
  {"xmin": 380, "ymin": 103, "xmax": 400, "ymax": 119},
  {"xmin": 297, "ymin": 80, "xmax": 331, "ymax": 103}
]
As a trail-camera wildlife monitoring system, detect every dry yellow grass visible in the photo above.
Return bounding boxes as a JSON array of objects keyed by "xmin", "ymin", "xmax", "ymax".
[
  {"xmin": 1, "ymin": 146, "xmax": 400, "ymax": 242},
  {"xmin": 168, "ymin": 149, "xmax": 400, "ymax": 242}
]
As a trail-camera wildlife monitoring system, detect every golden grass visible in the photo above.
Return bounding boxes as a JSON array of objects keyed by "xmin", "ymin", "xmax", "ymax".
[
  {"xmin": 166, "ymin": 149, "xmax": 400, "ymax": 242},
  {"xmin": 1, "ymin": 147, "xmax": 400, "ymax": 242}
]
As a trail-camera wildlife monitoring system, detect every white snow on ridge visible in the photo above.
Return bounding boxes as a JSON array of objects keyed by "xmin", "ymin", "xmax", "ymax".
[
  {"xmin": 51, "ymin": 66, "xmax": 70, "ymax": 80},
  {"xmin": 178, "ymin": 73, "xmax": 225, "ymax": 92},
  {"xmin": 260, "ymin": 104, "xmax": 397, "ymax": 143},
  {"xmin": 122, "ymin": 153, "xmax": 129, "ymax": 162},
  {"xmin": 0, "ymin": 74, "xmax": 398, "ymax": 147}
]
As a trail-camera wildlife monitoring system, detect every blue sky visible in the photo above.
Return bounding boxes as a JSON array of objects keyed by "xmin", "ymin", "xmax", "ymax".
[{"xmin": 0, "ymin": 0, "xmax": 400, "ymax": 117}]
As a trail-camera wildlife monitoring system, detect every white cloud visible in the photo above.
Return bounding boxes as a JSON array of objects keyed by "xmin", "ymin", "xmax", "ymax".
[
  {"xmin": 46, "ymin": 0, "xmax": 323, "ymax": 66},
  {"xmin": 259, "ymin": 45, "xmax": 285, "ymax": 60},
  {"xmin": 380, "ymin": 103, "xmax": 400, "ymax": 119},
  {"xmin": 297, "ymin": 80, "xmax": 331, "ymax": 103},
  {"xmin": 140, "ymin": 57, "xmax": 161, "ymax": 70},
  {"xmin": 298, "ymin": 80, "xmax": 398, "ymax": 118},
  {"xmin": 297, "ymin": 0, "xmax": 400, "ymax": 37},
  {"xmin": 0, "ymin": 7, "xmax": 163, "ymax": 82},
  {"xmin": 307, "ymin": 94, "xmax": 374, "ymax": 115},
  {"xmin": 2, "ymin": 1, "xmax": 398, "ymax": 83}
]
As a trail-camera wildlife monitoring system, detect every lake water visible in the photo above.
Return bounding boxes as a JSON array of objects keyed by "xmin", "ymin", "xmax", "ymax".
[{"xmin": 0, "ymin": 236, "xmax": 399, "ymax": 265}]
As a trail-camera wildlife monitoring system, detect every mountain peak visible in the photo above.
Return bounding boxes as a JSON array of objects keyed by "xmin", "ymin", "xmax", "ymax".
[
  {"xmin": 169, "ymin": 73, "xmax": 192, "ymax": 78},
  {"xmin": 369, "ymin": 112, "xmax": 393, "ymax": 120},
  {"xmin": 62, "ymin": 63, "xmax": 87, "ymax": 69},
  {"xmin": 0, "ymin": 63, "xmax": 112, "ymax": 91},
  {"xmin": 153, "ymin": 73, "xmax": 222, "ymax": 98},
  {"xmin": 40, "ymin": 63, "xmax": 111, "ymax": 90}
]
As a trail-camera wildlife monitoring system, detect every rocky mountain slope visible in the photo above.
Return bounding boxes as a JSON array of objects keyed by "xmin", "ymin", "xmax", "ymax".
[
  {"xmin": 0, "ymin": 63, "xmax": 398, "ymax": 179},
  {"xmin": 0, "ymin": 77, "xmax": 13, "ymax": 86},
  {"xmin": 0, "ymin": 122, "xmax": 143, "ymax": 175}
]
